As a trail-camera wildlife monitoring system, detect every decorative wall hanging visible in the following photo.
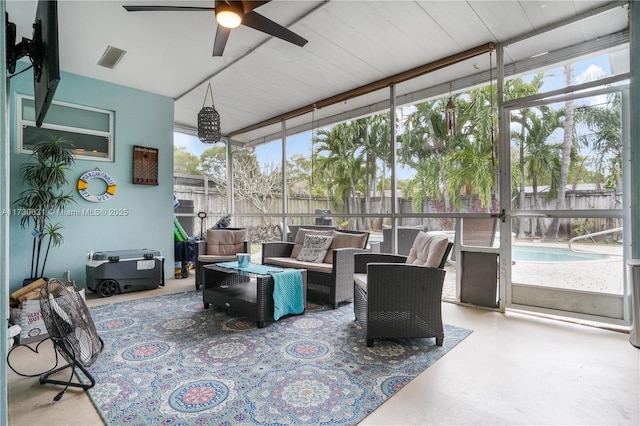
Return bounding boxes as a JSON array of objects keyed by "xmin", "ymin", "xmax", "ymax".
[
  {"xmin": 78, "ymin": 169, "xmax": 117, "ymax": 202},
  {"xmin": 445, "ymin": 83, "xmax": 456, "ymax": 137},
  {"xmin": 132, "ymin": 145, "xmax": 159, "ymax": 186},
  {"xmin": 197, "ymin": 82, "xmax": 222, "ymax": 144},
  {"xmin": 445, "ymin": 98, "xmax": 456, "ymax": 137}
]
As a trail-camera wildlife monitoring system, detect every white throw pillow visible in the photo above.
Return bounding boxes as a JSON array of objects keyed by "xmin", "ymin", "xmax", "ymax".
[{"xmin": 296, "ymin": 235, "xmax": 333, "ymax": 263}]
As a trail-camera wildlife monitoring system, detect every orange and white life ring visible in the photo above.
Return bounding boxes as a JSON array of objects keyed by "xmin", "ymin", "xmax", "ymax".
[{"xmin": 77, "ymin": 170, "xmax": 116, "ymax": 202}]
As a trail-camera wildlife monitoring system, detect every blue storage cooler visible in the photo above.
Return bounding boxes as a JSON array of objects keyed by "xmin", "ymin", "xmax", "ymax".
[{"xmin": 86, "ymin": 249, "xmax": 164, "ymax": 297}]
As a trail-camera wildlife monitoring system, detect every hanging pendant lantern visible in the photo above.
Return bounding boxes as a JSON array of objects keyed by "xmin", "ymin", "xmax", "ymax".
[
  {"xmin": 197, "ymin": 82, "xmax": 222, "ymax": 144},
  {"xmin": 445, "ymin": 97, "xmax": 456, "ymax": 137}
]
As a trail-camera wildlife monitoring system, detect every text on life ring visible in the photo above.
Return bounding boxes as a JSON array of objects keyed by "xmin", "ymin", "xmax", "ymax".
[{"xmin": 77, "ymin": 170, "xmax": 116, "ymax": 202}]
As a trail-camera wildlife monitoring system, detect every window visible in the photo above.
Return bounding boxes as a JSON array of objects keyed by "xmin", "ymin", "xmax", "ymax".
[{"xmin": 17, "ymin": 95, "xmax": 114, "ymax": 161}]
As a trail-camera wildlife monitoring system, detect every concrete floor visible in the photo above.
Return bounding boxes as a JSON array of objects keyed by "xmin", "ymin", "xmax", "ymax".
[{"xmin": 7, "ymin": 275, "xmax": 640, "ymax": 426}]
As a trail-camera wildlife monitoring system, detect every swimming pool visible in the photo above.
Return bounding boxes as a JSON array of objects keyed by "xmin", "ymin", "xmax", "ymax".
[{"xmin": 513, "ymin": 246, "xmax": 607, "ymax": 262}]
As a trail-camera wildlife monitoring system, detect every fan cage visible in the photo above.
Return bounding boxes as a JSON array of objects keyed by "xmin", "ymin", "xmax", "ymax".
[
  {"xmin": 39, "ymin": 279, "xmax": 102, "ymax": 367},
  {"xmin": 198, "ymin": 106, "xmax": 222, "ymax": 144}
]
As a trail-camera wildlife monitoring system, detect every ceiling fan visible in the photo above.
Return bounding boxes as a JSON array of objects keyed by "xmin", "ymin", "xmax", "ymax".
[{"xmin": 123, "ymin": 1, "xmax": 308, "ymax": 56}]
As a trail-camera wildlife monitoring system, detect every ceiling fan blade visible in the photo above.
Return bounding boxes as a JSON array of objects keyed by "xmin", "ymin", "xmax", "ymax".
[
  {"xmin": 241, "ymin": 11, "xmax": 308, "ymax": 47},
  {"xmin": 213, "ymin": 26, "xmax": 232, "ymax": 57},
  {"xmin": 123, "ymin": 6, "xmax": 215, "ymax": 12},
  {"xmin": 240, "ymin": 1, "xmax": 271, "ymax": 13}
]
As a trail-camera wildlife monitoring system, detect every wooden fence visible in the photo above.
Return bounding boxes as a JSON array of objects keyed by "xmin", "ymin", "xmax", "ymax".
[{"xmin": 174, "ymin": 173, "xmax": 622, "ymax": 241}]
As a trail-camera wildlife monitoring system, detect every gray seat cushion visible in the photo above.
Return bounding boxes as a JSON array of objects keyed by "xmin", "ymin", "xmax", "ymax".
[{"xmin": 264, "ymin": 256, "xmax": 333, "ymax": 274}]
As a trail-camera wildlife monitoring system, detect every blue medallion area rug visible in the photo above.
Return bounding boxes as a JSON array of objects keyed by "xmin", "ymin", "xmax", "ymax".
[{"xmin": 87, "ymin": 290, "xmax": 472, "ymax": 425}]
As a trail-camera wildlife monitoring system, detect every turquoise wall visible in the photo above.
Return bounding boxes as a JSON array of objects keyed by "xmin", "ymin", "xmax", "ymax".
[{"xmin": 7, "ymin": 64, "xmax": 175, "ymax": 293}]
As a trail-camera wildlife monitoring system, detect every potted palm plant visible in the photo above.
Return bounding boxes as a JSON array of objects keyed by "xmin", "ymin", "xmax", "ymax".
[{"xmin": 14, "ymin": 133, "xmax": 76, "ymax": 283}]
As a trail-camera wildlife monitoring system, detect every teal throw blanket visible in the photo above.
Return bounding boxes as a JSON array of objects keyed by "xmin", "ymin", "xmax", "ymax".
[{"xmin": 272, "ymin": 270, "xmax": 304, "ymax": 321}]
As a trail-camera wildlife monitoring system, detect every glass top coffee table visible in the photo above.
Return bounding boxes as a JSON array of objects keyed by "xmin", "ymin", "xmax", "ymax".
[{"xmin": 202, "ymin": 262, "xmax": 307, "ymax": 328}]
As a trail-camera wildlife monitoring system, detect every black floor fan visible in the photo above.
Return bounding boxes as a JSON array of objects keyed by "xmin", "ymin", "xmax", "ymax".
[{"xmin": 39, "ymin": 278, "xmax": 104, "ymax": 401}]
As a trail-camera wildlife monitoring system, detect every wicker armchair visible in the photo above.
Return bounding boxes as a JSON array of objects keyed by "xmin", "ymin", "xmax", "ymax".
[
  {"xmin": 353, "ymin": 232, "xmax": 452, "ymax": 347},
  {"xmin": 195, "ymin": 228, "xmax": 249, "ymax": 290}
]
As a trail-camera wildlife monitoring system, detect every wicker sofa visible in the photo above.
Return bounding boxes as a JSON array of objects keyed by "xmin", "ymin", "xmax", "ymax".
[
  {"xmin": 262, "ymin": 228, "xmax": 369, "ymax": 308},
  {"xmin": 285, "ymin": 224, "xmax": 336, "ymax": 242}
]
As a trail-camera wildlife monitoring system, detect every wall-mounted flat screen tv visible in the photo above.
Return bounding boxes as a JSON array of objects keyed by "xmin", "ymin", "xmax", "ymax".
[
  {"xmin": 5, "ymin": 0, "xmax": 60, "ymax": 128},
  {"xmin": 32, "ymin": 0, "xmax": 60, "ymax": 127}
]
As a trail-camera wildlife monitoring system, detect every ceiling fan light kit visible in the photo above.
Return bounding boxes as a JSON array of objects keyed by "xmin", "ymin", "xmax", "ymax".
[{"xmin": 215, "ymin": 0, "xmax": 242, "ymax": 28}]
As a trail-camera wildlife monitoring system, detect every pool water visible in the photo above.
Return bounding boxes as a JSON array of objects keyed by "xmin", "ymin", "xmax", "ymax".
[{"xmin": 513, "ymin": 246, "xmax": 607, "ymax": 262}]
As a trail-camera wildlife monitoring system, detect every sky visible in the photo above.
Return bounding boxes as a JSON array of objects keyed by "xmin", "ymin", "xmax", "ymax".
[
  {"xmin": 174, "ymin": 131, "xmax": 310, "ymax": 163},
  {"xmin": 175, "ymin": 52, "xmax": 619, "ymax": 179}
]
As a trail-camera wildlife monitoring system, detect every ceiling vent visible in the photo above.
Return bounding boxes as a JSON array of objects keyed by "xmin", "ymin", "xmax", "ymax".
[{"xmin": 97, "ymin": 46, "xmax": 127, "ymax": 69}]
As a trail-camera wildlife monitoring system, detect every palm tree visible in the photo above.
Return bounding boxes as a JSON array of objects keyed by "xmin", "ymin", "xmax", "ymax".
[
  {"xmin": 398, "ymin": 100, "xmax": 443, "ymax": 168},
  {"xmin": 512, "ymin": 106, "xmax": 564, "ymax": 237},
  {"xmin": 547, "ymin": 64, "xmax": 576, "ymax": 239},
  {"xmin": 575, "ymin": 91, "xmax": 622, "ymax": 190},
  {"xmin": 504, "ymin": 73, "xmax": 545, "ymax": 238},
  {"xmin": 399, "ymin": 99, "xmax": 454, "ymax": 212},
  {"xmin": 313, "ymin": 123, "xmax": 365, "ymax": 226},
  {"xmin": 443, "ymin": 85, "xmax": 498, "ymax": 211},
  {"xmin": 353, "ymin": 114, "xmax": 391, "ymax": 227},
  {"xmin": 505, "ymin": 74, "xmax": 546, "ymax": 238},
  {"xmin": 404, "ymin": 156, "xmax": 445, "ymax": 212}
]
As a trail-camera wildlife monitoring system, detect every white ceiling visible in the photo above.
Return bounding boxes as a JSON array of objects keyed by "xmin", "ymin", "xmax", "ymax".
[{"xmin": 5, "ymin": 1, "xmax": 630, "ymax": 145}]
